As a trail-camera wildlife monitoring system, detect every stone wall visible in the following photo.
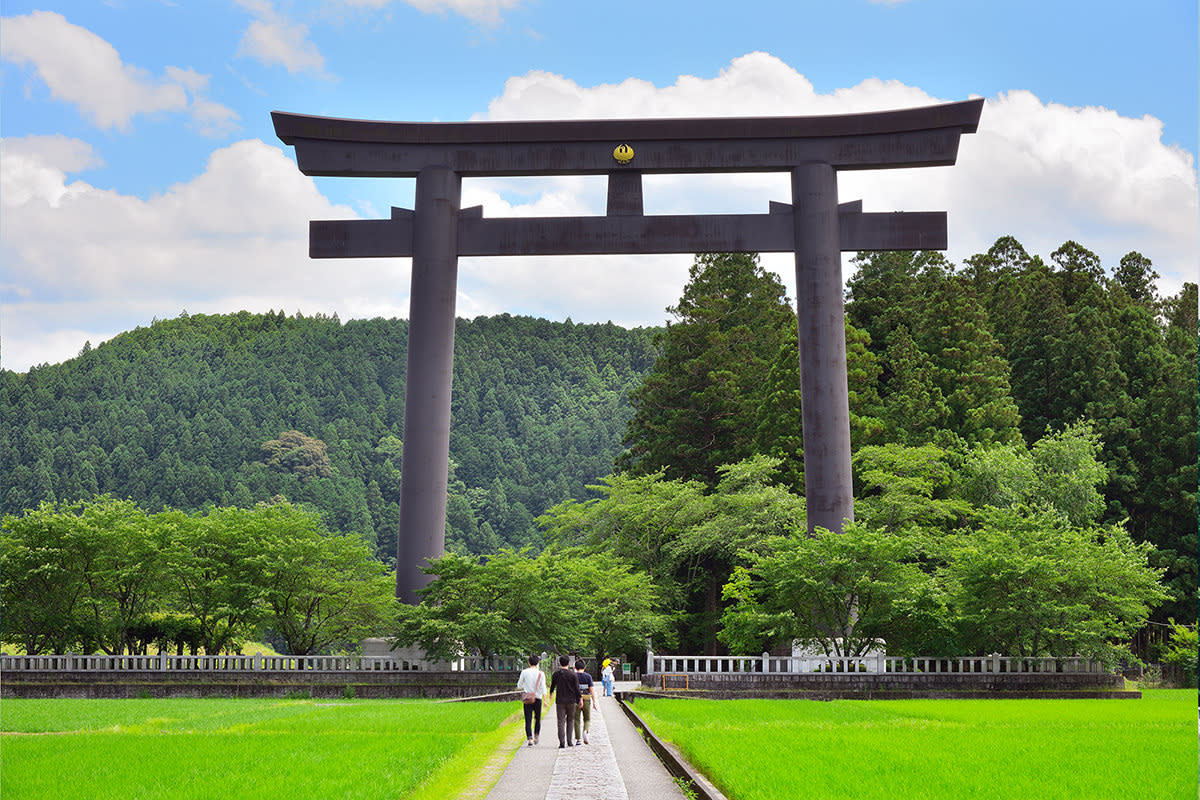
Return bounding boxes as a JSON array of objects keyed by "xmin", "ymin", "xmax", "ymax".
[
  {"xmin": 1, "ymin": 669, "xmax": 522, "ymax": 700},
  {"xmin": 640, "ymin": 671, "xmax": 1136, "ymax": 700}
]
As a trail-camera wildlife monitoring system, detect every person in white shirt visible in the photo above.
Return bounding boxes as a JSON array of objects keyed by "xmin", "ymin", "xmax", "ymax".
[
  {"xmin": 601, "ymin": 660, "xmax": 615, "ymax": 696},
  {"xmin": 516, "ymin": 654, "xmax": 546, "ymax": 746}
]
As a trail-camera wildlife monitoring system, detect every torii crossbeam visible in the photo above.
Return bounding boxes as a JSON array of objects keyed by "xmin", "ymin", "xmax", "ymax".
[{"xmin": 273, "ymin": 98, "xmax": 984, "ymax": 603}]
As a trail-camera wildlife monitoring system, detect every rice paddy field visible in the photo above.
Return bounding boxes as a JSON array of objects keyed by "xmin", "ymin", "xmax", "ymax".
[
  {"xmin": 634, "ymin": 690, "xmax": 1198, "ymax": 800},
  {"xmin": 0, "ymin": 697, "xmax": 520, "ymax": 799}
]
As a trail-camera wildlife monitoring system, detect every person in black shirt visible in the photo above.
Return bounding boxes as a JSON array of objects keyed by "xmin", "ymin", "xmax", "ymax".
[
  {"xmin": 573, "ymin": 659, "xmax": 597, "ymax": 744},
  {"xmin": 547, "ymin": 655, "xmax": 583, "ymax": 747}
]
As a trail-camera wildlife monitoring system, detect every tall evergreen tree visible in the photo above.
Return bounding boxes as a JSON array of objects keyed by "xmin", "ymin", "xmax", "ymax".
[
  {"xmin": 918, "ymin": 278, "xmax": 1022, "ymax": 446},
  {"xmin": 879, "ymin": 325, "xmax": 951, "ymax": 446},
  {"xmin": 1007, "ymin": 267, "xmax": 1074, "ymax": 441},
  {"xmin": 619, "ymin": 253, "xmax": 799, "ymax": 487}
]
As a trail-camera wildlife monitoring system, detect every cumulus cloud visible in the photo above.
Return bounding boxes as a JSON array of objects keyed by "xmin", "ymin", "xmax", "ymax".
[
  {"xmin": 236, "ymin": 0, "xmax": 327, "ymax": 76},
  {"xmin": 3, "ymin": 51, "xmax": 1196, "ymax": 370},
  {"xmin": 0, "ymin": 10, "xmax": 238, "ymax": 135},
  {"xmin": 0, "ymin": 136, "xmax": 408, "ymax": 371},
  {"xmin": 469, "ymin": 53, "xmax": 1198, "ymax": 311},
  {"xmin": 0, "ymin": 135, "xmax": 104, "ymax": 207},
  {"xmin": 947, "ymin": 91, "xmax": 1197, "ymax": 292}
]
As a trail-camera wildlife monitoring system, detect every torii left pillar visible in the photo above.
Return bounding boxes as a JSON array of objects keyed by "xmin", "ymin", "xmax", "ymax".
[{"xmin": 396, "ymin": 166, "xmax": 460, "ymax": 604}]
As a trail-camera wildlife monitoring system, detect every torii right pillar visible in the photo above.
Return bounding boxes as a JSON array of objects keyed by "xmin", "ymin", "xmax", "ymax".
[{"xmin": 792, "ymin": 161, "xmax": 853, "ymax": 533}]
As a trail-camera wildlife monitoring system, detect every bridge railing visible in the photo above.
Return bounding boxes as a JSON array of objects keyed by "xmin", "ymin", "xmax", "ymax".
[
  {"xmin": 0, "ymin": 653, "xmax": 525, "ymax": 673},
  {"xmin": 646, "ymin": 652, "xmax": 1106, "ymax": 676}
]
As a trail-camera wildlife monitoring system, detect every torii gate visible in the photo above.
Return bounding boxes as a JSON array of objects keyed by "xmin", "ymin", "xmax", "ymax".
[{"xmin": 272, "ymin": 98, "xmax": 984, "ymax": 603}]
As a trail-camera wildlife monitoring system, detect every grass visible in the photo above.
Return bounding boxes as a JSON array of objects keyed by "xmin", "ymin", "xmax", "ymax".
[
  {"xmin": 634, "ymin": 690, "xmax": 1198, "ymax": 800},
  {"xmin": 1, "ymin": 697, "xmax": 522, "ymax": 799}
]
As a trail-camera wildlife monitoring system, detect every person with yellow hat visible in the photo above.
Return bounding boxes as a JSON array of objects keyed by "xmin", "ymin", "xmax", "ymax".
[{"xmin": 601, "ymin": 659, "xmax": 615, "ymax": 696}]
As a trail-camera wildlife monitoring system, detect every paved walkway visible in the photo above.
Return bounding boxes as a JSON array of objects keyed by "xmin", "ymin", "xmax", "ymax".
[{"xmin": 485, "ymin": 684, "xmax": 687, "ymax": 800}]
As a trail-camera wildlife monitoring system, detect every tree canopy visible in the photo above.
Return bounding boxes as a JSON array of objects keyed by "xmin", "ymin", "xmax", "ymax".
[
  {"xmin": 392, "ymin": 547, "xmax": 669, "ymax": 664},
  {"xmin": 1, "ymin": 497, "xmax": 397, "ymax": 656}
]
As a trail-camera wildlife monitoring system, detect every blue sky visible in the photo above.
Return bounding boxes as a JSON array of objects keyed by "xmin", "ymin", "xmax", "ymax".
[{"xmin": 2, "ymin": 0, "xmax": 1197, "ymax": 372}]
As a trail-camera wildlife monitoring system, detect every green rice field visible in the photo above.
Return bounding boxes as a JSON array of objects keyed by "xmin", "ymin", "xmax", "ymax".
[
  {"xmin": 0, "ymin": 698, "xmax": 520, "ymax": 799},
  {"xmin": 634, "ymin": 690, "xmax": 1198, "ymax": 800}
]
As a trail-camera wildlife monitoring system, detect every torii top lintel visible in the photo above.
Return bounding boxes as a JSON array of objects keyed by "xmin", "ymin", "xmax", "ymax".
[
  {"xmin": 271, "ymin": 98, "xmax": 983, "ymax": 178},
  {"xmin": 272, "ymin": 99, "xmax": 983, "ymax": 258}
]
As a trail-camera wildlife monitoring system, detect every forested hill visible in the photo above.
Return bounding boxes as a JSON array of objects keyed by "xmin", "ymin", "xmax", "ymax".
[
  {"xmin": 0, "ymin": 312, "xmax": 661, "ymax": 560},
  {"xmin": 3, "ymin": 238, "xmax": 1198, "ymax": 624}
]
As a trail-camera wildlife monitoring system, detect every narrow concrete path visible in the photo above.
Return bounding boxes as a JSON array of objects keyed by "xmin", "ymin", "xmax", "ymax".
[{"xmin": 485, "ymin": 684, "xmax": 687, "ymax": 800}]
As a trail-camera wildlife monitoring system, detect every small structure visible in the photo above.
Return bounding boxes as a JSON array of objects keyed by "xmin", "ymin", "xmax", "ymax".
[{"xmin": 361, "ymin": 637, "xmax": 430, "ymax": 670}]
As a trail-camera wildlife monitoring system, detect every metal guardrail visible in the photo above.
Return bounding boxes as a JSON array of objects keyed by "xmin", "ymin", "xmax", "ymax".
[{"xmin": 646, "ymin": 652, "xmax": 1106, "ymax": 676}]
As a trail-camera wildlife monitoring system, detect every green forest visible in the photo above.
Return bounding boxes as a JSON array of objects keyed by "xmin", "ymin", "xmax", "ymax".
[
  {"xmin": 2, "ymin": 235, "xmax": 1196, "ymax": 658},
  {"xmin": 1, "ymin": 312, "xmax": 659, "ymax": 559}
]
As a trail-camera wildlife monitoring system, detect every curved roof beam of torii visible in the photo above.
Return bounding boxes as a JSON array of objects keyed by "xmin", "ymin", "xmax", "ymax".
[{"xmin": 272, "ymin": 98, "xmax": 984, "ymax": 178}]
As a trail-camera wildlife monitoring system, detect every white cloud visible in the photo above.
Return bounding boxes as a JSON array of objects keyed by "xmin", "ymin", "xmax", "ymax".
[
  {"xmin": 335, "ymin": 0, "xmax": 523, "ymax": 26},
  {"xmin": 403, "ymin": 0, "xmax": 522, "ymax": 25},
  {"xmin": 471, "ymin": 53, "xmax": 1198, "ymax": 307},
  {"xmin": 0, "ymin": 135, "xmax": 410, "ymax": 371},
  {"xmin": 948, "ymin": 91, "xmax": 1198, "ymax": 294},
  {"xmin": 3, "ymin": 52, "xmax": 1196, "ymax": 370},
  {"xmin": 0, "ymin": 135, "xmax": 103, "ymax": 207},
  {"xmin": 236, "ymin": 0, "xmax": 327, "ymax": 75},
  {"xmin": 0, "ymin": 10, "xmax": 238, "ymax": 135}
]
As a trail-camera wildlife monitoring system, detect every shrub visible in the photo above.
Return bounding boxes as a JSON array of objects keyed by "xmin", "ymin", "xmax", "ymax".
[{"xmin": 1162, "ymin": 622, "xmax": 1198, "ymax": 688}]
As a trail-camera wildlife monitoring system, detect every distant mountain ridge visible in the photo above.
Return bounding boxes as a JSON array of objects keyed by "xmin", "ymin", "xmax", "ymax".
[{"xmin": 0, "ymin": 311, "xmax": 661, "ymax": 560}]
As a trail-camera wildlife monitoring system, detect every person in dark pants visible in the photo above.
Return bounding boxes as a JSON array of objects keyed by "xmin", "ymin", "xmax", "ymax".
[
  {"xmin": 516, "ymin": 654, "xmax": 545, "ymax": 746},
  {"xmin": 547, "ymin": 654, "xmax": 583, "ymax": 747},
  {"xmin": 573, "ymin": 659, "xmax": 596, "ymax": 744}
]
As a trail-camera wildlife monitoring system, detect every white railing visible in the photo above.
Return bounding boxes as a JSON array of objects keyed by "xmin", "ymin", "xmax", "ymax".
[
  {"xmin": 0, "ymin": 653, "xmax": 524, "ymax": 673},
  {"xmin": 449, "ymin": 655, "xmax": 525, "ymax": 672},
  {"xmin": 646, "ymin": 651, "xmax": 1106, "ymax": 676}
]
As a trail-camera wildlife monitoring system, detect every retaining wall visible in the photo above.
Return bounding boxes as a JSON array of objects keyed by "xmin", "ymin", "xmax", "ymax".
[
  {"xmin": 1, "ymin": 669, "xmax": 522, "ymax": 699},
  {"xmin": 641, "ymin": 671, "xmax": 1136, "ymax": 700}
]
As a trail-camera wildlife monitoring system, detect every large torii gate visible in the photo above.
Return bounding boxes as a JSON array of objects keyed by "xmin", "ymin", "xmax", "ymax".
[{"xmin": 272, "ymin": 98, "xmax": 984, "ymax": 603}]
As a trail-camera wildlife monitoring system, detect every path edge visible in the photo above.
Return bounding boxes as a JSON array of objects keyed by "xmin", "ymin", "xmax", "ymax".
[{"xmin": 616, "ymin": 697, "xmax": 730, "ymax": 800}]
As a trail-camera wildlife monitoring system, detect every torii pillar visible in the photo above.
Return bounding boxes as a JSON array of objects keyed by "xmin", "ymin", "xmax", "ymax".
[
  {"xmin": 396, "ymin": 166, "xmax": 461, "ymax": 605},
  {"xmin": 272, "ymin": 99, "xmax": 984, "ymax": 603},
  {"xmin": 792, "ymin": 161, "xmax": 853, "ymax": 534}
]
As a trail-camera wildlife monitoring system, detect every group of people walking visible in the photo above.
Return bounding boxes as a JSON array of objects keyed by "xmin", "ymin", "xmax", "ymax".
[{"xmin": 516, "ymin": 654, "xmax": 617, "ymax": 748}]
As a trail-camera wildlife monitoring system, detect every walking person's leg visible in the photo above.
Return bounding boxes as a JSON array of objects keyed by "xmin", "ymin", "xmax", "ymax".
[
  {"xmin": 556, "ymin": 703, "xmax": 569, "ymax": 747},
  {"xmin": 573, "ymin": 703, "xmax": 582, "ymax": 743},
  {"xmin": 533, "ymin": 699, "xmax": 541, "ymax": 744},
  {"xmin": 523, "ymin": 702, "xmax": 535, "ymax": 744},
  {"xmin": 581, "ymin": 701, "xmax": 591, "ymax": 743}
]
